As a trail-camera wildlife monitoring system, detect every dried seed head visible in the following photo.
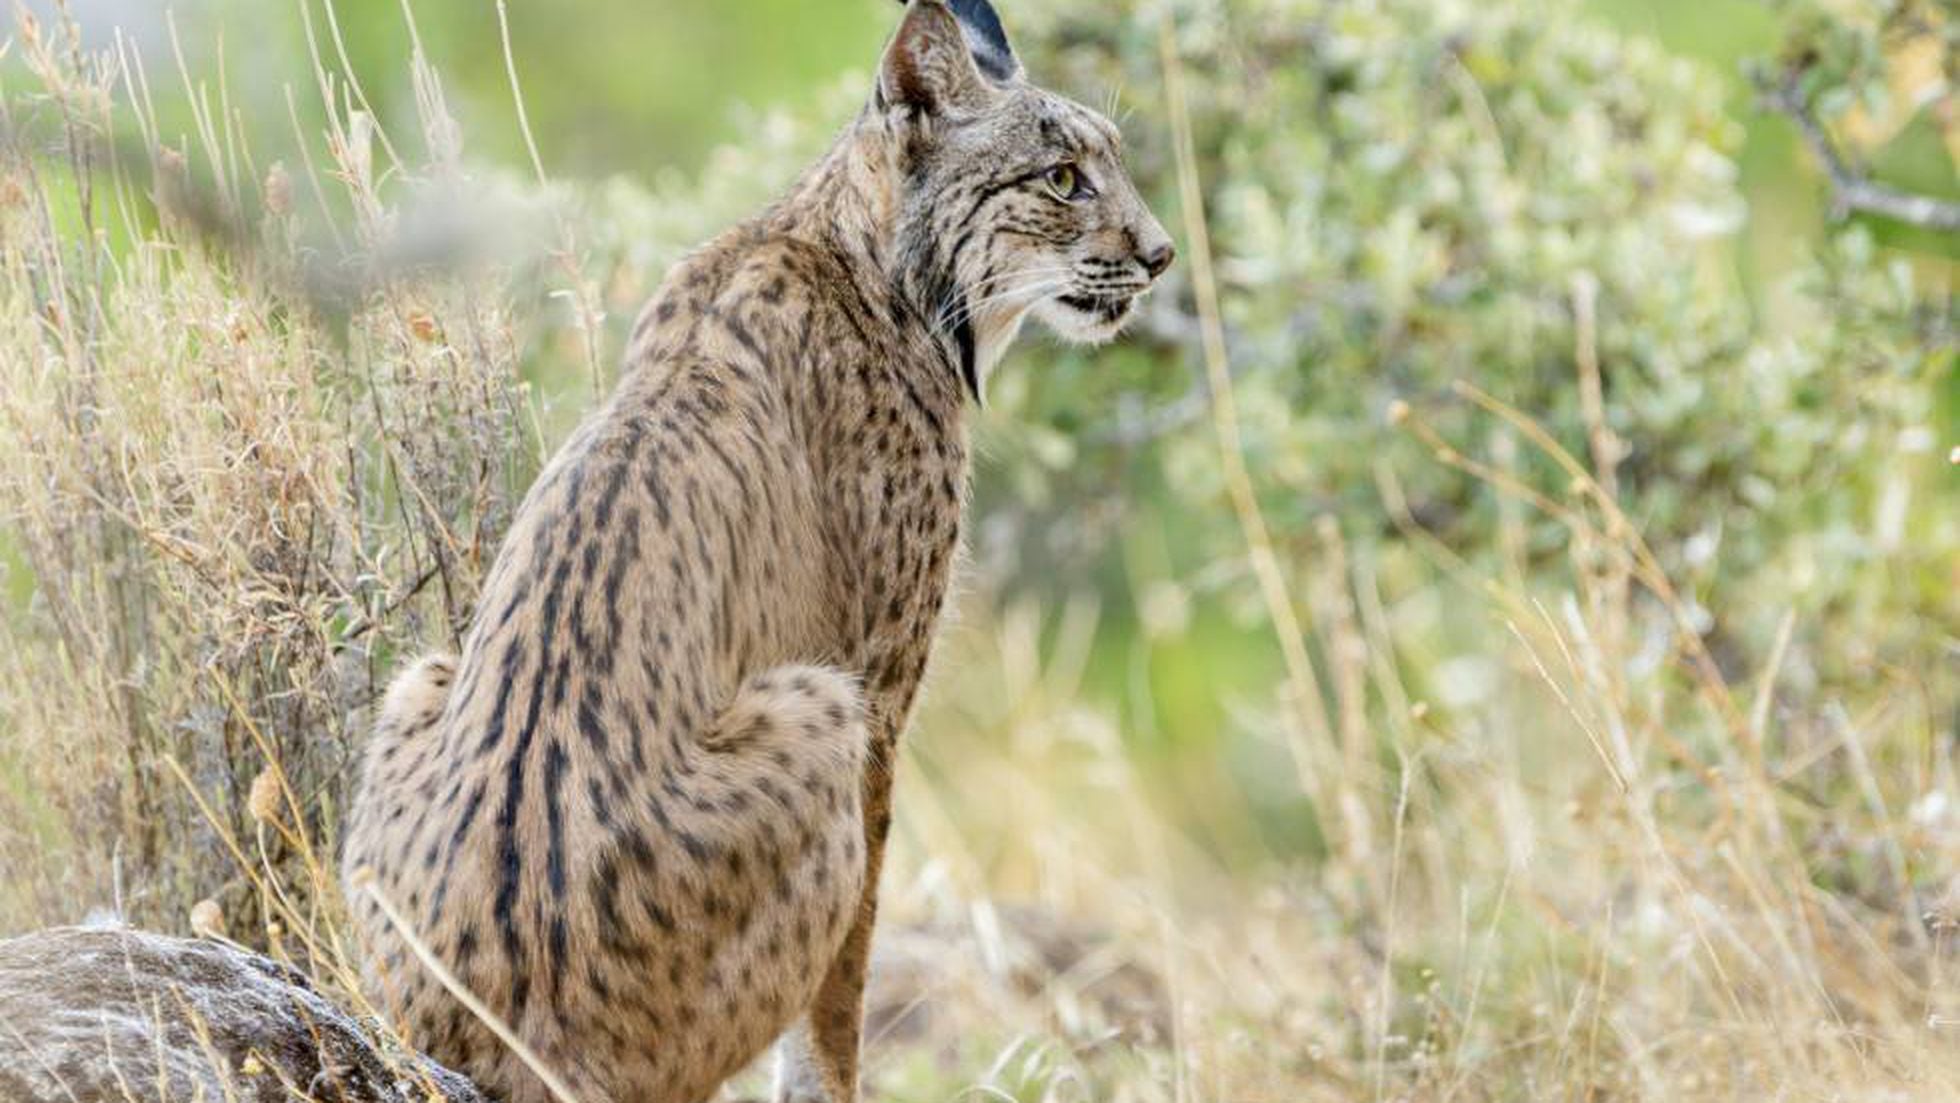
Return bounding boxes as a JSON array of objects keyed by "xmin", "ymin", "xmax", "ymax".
[
  {"xmin": 189, "ymin": 898, "xmax": 225, "ymax": 939},
  {"xmin": 247, "ymin": 770, "xmax": 282, "ymax": 824}
]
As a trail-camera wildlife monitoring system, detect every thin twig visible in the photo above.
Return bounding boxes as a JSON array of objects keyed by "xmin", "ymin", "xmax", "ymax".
[{"xmin": 355, "ymin": 876, "xmax": 586, "ymax": 1103}]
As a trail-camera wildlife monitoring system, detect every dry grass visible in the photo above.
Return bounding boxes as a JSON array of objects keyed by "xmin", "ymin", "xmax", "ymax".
[
  {"xmin": 1, "ymin": 3, "xmax": 1955, "ymax": 1102},
  {"xmin": 0, "ymin": 0, "xmax": 543, "ymax": 944}
]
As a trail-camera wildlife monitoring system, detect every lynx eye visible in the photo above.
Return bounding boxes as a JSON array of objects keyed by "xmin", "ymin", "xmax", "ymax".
[{"xmin": 1043, "ymin": 163, "xmax": 1086, "ymax": 201}]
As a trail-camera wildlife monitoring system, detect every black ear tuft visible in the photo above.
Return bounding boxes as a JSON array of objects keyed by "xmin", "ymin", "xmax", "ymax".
[
  {"xmin": 892, "ymin": 0, "xmax": 1020, "ymax": 84},
  {"xmin": 946, "ymin": 0, "xmax": 1020, "ymax": 83}
]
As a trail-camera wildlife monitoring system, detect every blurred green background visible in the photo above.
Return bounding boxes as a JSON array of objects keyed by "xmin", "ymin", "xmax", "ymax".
[{"xmin": 28, "ymin": 0, "xmax": 1942, "ymax": 285}]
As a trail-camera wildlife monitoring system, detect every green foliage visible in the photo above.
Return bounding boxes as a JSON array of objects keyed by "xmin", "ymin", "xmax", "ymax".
[{"xmin": 977, "ymin": 0, "xmax": 1953, "ymax": 695}]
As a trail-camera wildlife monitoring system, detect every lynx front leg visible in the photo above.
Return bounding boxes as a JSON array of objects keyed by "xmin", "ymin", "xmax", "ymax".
[{"xmin": 775, "ymin": 734, "xmax": 896, "ymax": 1103}]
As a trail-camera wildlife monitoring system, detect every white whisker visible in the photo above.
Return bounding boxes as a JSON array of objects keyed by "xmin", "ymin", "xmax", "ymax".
[
  {"xmin": 937, "ymin": 266, "xmax": 1076, "ymax": 331},
  {"xmin": 939, "ymin": 277, "xmax": 1069, "ymax": 331}
]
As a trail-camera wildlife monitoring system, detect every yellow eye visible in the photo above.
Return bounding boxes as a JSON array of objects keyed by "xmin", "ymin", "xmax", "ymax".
[{"xmin": 1044, "ymin": 164, "xmax": 1081, "ymax": 200}]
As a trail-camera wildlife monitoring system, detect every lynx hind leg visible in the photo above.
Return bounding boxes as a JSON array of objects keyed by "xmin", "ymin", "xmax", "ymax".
[
  {"xmin": 584, "ymin": 664, "xmax": 870, "ymax": 1103},
  {"xmin": 692, "ymin": 664, "xmax": 870, "ymax": 1065},
  {"xmin": 713, "ymin": 670, "xmax": 878, "ymax": 1103}
]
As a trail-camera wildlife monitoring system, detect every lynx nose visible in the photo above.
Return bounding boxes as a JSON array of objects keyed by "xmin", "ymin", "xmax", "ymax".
[{"xmin": 1139, "ymin": 240, "xmax": 1175, "ymax": 279}]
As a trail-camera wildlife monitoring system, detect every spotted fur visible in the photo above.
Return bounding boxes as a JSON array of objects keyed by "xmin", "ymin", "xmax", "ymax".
[{"xmin": 341, "ymin": 4, "xmax": 1170, "ymax": 1101}]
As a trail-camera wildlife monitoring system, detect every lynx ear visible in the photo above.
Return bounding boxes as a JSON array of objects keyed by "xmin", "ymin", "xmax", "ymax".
[{"xmin": 879, "ymin": 0, "xmax": 1010, "ymax": 117}]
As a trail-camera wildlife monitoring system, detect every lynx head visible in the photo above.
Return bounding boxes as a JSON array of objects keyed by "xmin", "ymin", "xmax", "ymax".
[{"xmin": 874, "ymin": 0, "xmax": 1174, "ymax": 397}]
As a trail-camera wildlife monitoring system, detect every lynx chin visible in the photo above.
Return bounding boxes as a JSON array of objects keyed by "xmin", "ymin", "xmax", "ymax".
[{"xmin": 341, "ymin": 2, "xmax": 1173, "ymax": 1101}]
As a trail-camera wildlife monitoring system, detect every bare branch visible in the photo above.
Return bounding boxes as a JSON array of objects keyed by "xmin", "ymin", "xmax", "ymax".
[{"xmin": 1764, "ymin": 70, "xmax": 1960, "ymax": 234}]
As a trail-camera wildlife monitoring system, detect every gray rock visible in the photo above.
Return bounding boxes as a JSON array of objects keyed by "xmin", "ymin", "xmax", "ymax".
[{"xmin": 0, "ymin": 925, "xmax": 487, "ymax": 1103}]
